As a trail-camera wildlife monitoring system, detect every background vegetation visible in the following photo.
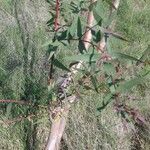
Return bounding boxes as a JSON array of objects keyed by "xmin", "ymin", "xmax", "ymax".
[{"xmin": 0, "ymin": 0, "xmax": 150, "ymax": 149}]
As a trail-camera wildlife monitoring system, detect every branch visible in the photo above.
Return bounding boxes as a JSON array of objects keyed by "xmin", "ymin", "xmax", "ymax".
[
  {"xmin": 45, "ymin": 104, "xmax": 70, "ymax": 150},
  {"xmin": 45, "ymin": 1, "xmax": 96, "ymax": 150},
  {"xmin": 0, "ymin": 99, "xmax": 31, "ymax": 105},
  {"xmin": 45, "ymin": 1, "xmax": 122, "ymax": 149},
  {"xmin": 54, "ymin": 0, "xmax": 60, "ymax": 31}
]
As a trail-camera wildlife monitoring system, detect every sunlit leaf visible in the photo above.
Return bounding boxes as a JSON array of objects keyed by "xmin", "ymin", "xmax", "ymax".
[
  {"xmin": 109, "ymin": 85, "xmax": 116, "ymax": 94},
  {"xmin": 48, "ymin": 51, "xmax": 55, "ymax": 60}
]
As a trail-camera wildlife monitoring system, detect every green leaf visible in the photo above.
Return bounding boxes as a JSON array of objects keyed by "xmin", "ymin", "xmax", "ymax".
[
  {"xmin": 96, "ymin": 30, "xmax": 101, "ymax": 42},
  {"xmin": 78, "ymin": 40, "xmax": 86, "ymax": 53},
  {"xmin": 113, "ymin": 52, "xmax": 140, "ymax": 62},
  {"xmin": 137, "ymin": 45, "xmax": 150, "ymax": 65},
  {"xmin": 46, "ymin": 17, "xmax": 55, "ymax": 26},
  {"xmin": 93, "ymin": 8, "xmax": 102, "ymax": 26},
  {"xmin": 53, "ymin": 59, "xmax": 70, "ymax": 72},
  {"xmin": 46, "ymin": 0, "xmax": 55, "ymax": 5},
  {"xmin": 48, "ymin": 51, "xmax": 55, "ymax": 60},
  {"xmin": 65, "ymin": 53, "xmax": 99, "ymax": 62},
  {"xmin": 77, "ymin": 17, "xmax": 82, "ymax": 38},
  {"xmin": 116, "ymin": 77, "xmax": 145, "ymax": 93},
  {"xmin": 93, "ymin": 30, "xmax": 101, "ymax": 43},
  {"xmin": 47, "ymin": 44, "xmax": 58, "ymax": 53},
  {"xmin": 109, "ymin": 85, "xmax": 116, "ymax": 94},
  {"xmin": 97, "ymin": 93, "xmax": 113, "ymax": 113},
  {"xmin": 103, "ymin": 63, "xmax": 115, "ymax": 76},
  {"xmin": 69, "ymin": 17, "xmax": 77, "ymax": 36},
  {"xmin": 105, "ymin": 11, "xmax": 117, "ymax": 27},
  {"xmin": 57, "ymin": 30, "xmax": 68, "ymax": 41},
  {"xmin": 105, "ymin": 39, "xmax": 112, "ymax": 55},
  {"xmin": 93, "ymin": 1, "xmax": 107, "ymax": 26}
]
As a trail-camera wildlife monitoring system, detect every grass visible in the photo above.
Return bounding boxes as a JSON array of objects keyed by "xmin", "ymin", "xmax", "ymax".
[{"xmin": 0, "ymin": 0, "xmax": 150, "ymax": 149}]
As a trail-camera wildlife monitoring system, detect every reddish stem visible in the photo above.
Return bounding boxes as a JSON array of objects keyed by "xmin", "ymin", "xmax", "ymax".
[
  {"xmin": 54, "ymin": 0, "xmax": 60, "ymax": 31},
  {"xmin": 0, "ymin": 99, "xmax": 31, "ymax": 105}
]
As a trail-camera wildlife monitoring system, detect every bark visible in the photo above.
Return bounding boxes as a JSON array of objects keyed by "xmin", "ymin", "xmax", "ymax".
[{"xmin": 45, "ymin": 106, "xmax": 69, "ymax": 150}]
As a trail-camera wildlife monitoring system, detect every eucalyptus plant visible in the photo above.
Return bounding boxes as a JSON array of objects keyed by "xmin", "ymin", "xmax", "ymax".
[
  {"xmin": 0, "ymin": 0, "xmax": 149, "ymax": 149},
  {"xmin": 44, "ymin": 0, "xmax": 149, "ymax": 149}
]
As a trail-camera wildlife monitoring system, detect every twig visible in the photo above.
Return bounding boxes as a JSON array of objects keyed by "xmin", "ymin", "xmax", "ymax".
[
  {"xmin": 62, "ymin": 38, "xmax": 103, "ymax": 53},
  {"xmin": 54, "ymin": 0, "xmax": 60, "ymax": 31},
  {"xmin": 0, "ymin": 99, "xmax": 31, "ymax": 105}
]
